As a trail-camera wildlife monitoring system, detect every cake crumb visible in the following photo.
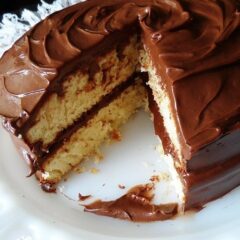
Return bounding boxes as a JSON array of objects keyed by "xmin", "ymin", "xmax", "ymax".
[
  {"xmin": 158, "ymin": 173, "xmax": 170, "ymax": 181},
  {"xmin": 118, "ymin": 184, "xmax": 126, "ymax": 189},
  {"xmin": 150, "ymin": 173, "xmax": 170, "ymax": 182},
  {"xmin": 78, "ymin": 193, "xmax": 91, "ymax": 201},
  {"xmin": 74, "ymin": 166, "xmax": 86, "ymax": 173},
  {"xmin": 17, "ymin": 134, "xmax": 23, "ymax": 139},
  {"xmin": 111, "ymin": 130, "xmax": 122, "ymax": 141},
  {"xmin": 155, "ymin": 144, "xmax": 164, "ymax": 154},
  {"xmin": 42, "ymin": 171, "xmax": 50, "ymax": 180},
  {"xmin": 90, "ymin": 168, "xmax": 100, "ymax": 174},
  {"xmin": 149, "ymin": 175, "xmax": 160, "ymax": 183}
]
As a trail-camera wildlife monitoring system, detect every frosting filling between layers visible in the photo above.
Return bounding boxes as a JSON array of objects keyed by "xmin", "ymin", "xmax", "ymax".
[
  {"xmin": 24, "ymin": 35, "xmax": 140, "ymax": 150},
  {"xmin": 36, "ymin": 73, "xmax": 147, "ymax": 184},
  {"xmin": 16, "ymin": 29, "xmax": 141, "ymax": 156}
]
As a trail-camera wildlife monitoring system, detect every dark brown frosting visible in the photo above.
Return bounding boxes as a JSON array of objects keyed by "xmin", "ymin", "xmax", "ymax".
[
  {"xmin": 174, "ymin": 62, "xmax": 240, "ymax": 156},
  {"xmin": 84, "ymin": 184, "xmax": 178, "ymax": 222},
  {"xmin": 185, "ymin": 150, "xmax": 240, "ymax": 210}
]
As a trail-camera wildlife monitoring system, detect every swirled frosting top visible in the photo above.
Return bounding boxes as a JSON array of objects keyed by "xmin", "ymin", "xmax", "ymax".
[{"xmin": 0, "ymin": 0, "xmax": 240, "ymax": 155}]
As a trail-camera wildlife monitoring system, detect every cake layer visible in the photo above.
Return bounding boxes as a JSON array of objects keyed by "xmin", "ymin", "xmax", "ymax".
[
  {"xmin": 141, "ymin": 52, "xmax": 182, "ymax": 163},
  {"xmin": 37, "ymin": 78, "xmax": 147, "ymax": 185},
  {"xmin": 24, "ymin": 36, "xmax": 139, "ymax": 149}
]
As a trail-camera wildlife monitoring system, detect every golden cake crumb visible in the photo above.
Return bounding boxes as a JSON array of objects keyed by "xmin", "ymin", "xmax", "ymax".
[
  {"xmin": 74, "ymin": 166, "xmax": 87, "ymax": 174},
  {"xmin": 90, "ymin": 168, "xmax": 100, "ymax": 174},
  {"xmin": 111, "ymin": 130, "xmax": 122, "ymax": 141},
  {"xmin": 118, "ymin": 184, "xmax": 126, "ymax": 189},
  {"xmin": 149, "ymin": 175, "xmax": 160, "ymax": 183}
]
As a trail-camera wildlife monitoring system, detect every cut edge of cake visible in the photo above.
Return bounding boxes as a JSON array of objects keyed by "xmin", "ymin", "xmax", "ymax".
[{"xmin": 36, "ymin": 77, "xmax": 148, "ymax": 186}]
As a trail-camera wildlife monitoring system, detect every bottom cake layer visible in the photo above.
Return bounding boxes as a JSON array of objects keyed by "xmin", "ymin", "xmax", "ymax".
[{"xmin": 36, "ymin": 79, "xmax": 147, "ymax": 187}]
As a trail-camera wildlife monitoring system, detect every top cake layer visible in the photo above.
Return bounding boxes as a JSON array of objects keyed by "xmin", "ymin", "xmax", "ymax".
[{"xmin": 0, "ymin": 0, "xmax": 240, "ymax": 160}]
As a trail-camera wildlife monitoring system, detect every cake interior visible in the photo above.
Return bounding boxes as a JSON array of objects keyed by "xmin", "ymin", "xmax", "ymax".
[
  {"xmin": 37, "ymin": 78, "xmax": 147, "ymax": 184},
  {"xmin": 23, "ymin": 34, "xmax": 149, "ymax": 183},
  {"xmin": 25, "ymin": 36, "xmax": 140, "ymax": 150},
  {"xmin": 14, "ymin": 29, "xmax": 186, "ymax": 208}
]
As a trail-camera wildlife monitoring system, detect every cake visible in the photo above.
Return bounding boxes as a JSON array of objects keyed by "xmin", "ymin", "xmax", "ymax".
[{"xmin": 0, "ymin": 0, "xmax": 240, "ymax": 221}]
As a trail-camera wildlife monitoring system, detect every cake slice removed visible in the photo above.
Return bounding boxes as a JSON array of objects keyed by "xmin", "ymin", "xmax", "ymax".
[{"xmin": 36, "ymin": 77, "xmax": 147, "ymax": 187}]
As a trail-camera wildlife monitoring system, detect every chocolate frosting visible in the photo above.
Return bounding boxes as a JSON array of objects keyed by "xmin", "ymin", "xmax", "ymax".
[{"xmin": 84, "ymin": 184, "xmax": 177, "ymax": 222}]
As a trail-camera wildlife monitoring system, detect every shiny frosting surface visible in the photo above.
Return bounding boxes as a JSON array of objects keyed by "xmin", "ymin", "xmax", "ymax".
[
  {"xmin": 84, "ymin": 184, "xmax": 178, "ymax": 222},
  {"xmin": 0, "ymin": 0, "xmax": 240, "ymax": 155}
]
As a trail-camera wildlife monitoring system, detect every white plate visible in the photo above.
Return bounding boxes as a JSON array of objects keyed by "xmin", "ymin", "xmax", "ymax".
[{"xmin": 1, "ymin": 110, "xmax": 240, "ymax": 240}]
